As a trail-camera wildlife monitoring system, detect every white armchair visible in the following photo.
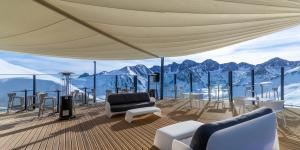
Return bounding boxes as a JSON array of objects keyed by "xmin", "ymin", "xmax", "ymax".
[{"xmin": 154, "ymin": 108, "xmax": 279, "ymax": 150}]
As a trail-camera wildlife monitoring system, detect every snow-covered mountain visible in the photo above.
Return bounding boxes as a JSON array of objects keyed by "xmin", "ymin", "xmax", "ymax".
[{"xmin": 76, "ymin": 57, "xmax": 300, "ymax": 106}]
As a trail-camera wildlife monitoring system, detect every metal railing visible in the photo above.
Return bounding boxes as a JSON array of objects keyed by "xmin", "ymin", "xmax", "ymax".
[{"xmin": 1, "ymin": 66, "xmax": 300, "ymax": 113}]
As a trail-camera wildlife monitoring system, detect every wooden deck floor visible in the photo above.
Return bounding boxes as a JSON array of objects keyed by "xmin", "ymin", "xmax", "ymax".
[{"xmin": 0, "ymin": 100, "xmax": 299, "ymax": 150}]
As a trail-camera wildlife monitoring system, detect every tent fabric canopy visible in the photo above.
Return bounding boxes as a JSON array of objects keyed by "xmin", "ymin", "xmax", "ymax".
[{"xmin": 1, "ymin": 0, "xmax": 300, "ymax": 60}]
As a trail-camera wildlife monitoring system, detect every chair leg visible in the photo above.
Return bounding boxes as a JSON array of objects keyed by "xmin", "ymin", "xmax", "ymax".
[
  {"xmin": 38, "ymin": 101, "xmax": 43, "ymax": 118},
  {"xmin": 282, "ymin": 111, "xmax": 287, "ymax": 128},
  {"xmin": 53, "ymin": 99, "xmax": 55, "ymax": 114},
  {"xmin": 7, "ymin": 100, "xmax": 11, "ymax": 113}
]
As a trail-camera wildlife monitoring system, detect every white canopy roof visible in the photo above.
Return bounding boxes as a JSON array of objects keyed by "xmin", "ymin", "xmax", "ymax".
[{"xmin": 1, "ymin": 0, "xmax": 300, "ymax": 59}]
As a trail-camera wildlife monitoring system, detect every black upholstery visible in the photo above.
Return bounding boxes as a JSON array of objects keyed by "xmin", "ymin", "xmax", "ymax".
[
  {"xmin": 190, "ymin": 107, "xmax": 273, "ymax": 150},
  {"xmin": 107, "ymin": 93, "xmax": 154, "ymax": 112},
  {"xmin": 111, "ymin": 102, "xmax": 155, "ymax": 112}
]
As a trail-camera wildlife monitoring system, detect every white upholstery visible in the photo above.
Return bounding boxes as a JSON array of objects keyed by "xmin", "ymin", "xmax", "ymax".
[
  {"xmin": 105, "ymin": 102, "xmax": 124, "ymax": 118},
  {"xmin": 172, "ymin": 139, "xmax": 192, "ymax": 150},
  {"xmin": 168, "ymin": 113, "xmax": 279, "ymax": 150},
  {"xmin": 154, "ymin": 120, "xmax": 203, "ymax": 150},
  {"xmin": 125, "ymin": 107, "xmax": 161, "ymax": 123},
  {"xmin": 206, "ymin": 113, "xmax": 277, "ymax": 150}
]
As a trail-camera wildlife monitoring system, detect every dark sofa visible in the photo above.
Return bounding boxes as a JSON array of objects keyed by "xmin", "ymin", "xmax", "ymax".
[{"xmin": 105, "ymin": 92, "xmax": 155, "ymax": 118}]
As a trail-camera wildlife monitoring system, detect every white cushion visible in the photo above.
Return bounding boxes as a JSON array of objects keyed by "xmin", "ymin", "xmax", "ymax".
[
  {"xmin": 125, "ymin": 107, "xmax": 161, "ymax": 123},
  {"xmin": 154, "ymin": 120, "xmax": 203, "ymax": 150},
  {"xmin": 206, "ymin": 113, "xmax": 277, "ymax": 150}
]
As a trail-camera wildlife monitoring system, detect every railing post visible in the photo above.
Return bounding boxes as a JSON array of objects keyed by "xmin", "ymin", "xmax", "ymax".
[
  {"xmin": 208, "ymin": 72, "xmax": 211, "ymax": 101},
  {"xmin": 147, "ymin": 75, "xmax": 150, "ymax": 92},
  {"xmin": 281, "ymin": 67, "xmax": 284, "ymax": 100},
  {"xmin": 251, "ymin": 69, "xmax": 255, "ymax": 98},
  {"xmin": 189, "ymin": 72, "xmax": 193, "ymax": 93},
  {"xmin": 133, "ymin": 75, "xmax": 138, "ymax": 93},
  {"xmin": 228, "ymin": 71, "xmax": 233, "ymax": 102},
  {"xmin": 84, "ymin": 87, "xmax": 87, "ymax": 104},
  {"xmin": 33, "ymin": 75, "xmax": 36, "ymax": 109},
  {"xmin": 93, "ymin": 61, "xmax": 96, "ymax": 103},
  {"xmin": 174, "ymin": 74, "xmax": 177, "ymax": 100},
  {"xmin": 56, "ymin": 90, "xmax": 60, "ymax": 113},
  {"xmin": 115, "ymin": 75, "xmax": 118, "ymax": 93},
  {"xmin": 160, "ymin": 57, "xmax": 164, "ymax": 100},
  {"xmin": 24, "ymin": 89, "xmax": 27, "ymax": 111}
]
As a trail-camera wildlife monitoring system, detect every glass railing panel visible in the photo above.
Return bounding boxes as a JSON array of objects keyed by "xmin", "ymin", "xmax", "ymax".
[
  {"xmin": 210, "ymin": 70, "xmax": 229, "ymax": 100},
  {"xmin": 176, "ymin": 71, "xmax": 190, "ymax": 99},
  {"xmin": 232, "ymin": 70, "xmax": 252, "ymax": 98},
  {"xmin": 0, "ymin": 74, "xmax": 33, "ymax": 112},
  {"xmin": 193, "ymin": 72, "xmax": 209, "ymax": 100},
  {"xmin": 36, "ymin": 74, "xmax": 61, "ymax": 106},
  {"xmin": 254, "ymin": 66, "xmax": 281, "ymax": 100},
  {"xmin": 137, "ymin": 75, "xmax": 147, "ymax": 93},
  {"xmin": 164, "ymin": 74, "xmax": 175, "ymax": 99},
  {"xmin": 118, "ymin": 75, "xmax": 134, "ymax": 93},
  {"xmin": 284, "ymin": 66, "xmax": 300, "ymax": 107}
]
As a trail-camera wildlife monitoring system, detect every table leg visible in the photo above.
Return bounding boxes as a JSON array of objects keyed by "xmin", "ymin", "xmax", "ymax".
[{"xmin": 261, "ymin": 85, "xmax": 264, "ymax": 98}]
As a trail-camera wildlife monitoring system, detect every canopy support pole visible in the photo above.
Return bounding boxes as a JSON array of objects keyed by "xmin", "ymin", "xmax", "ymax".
[
  {"xmin": 93, "ymin": 61, "xmax": 96, "ymax": 103},
  {"xmin": 160, "ymin": 57, "xmax": 164, "ymax": 100}
]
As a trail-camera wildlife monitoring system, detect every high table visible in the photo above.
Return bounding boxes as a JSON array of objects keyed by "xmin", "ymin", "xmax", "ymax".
[
  {"xmin": 182, "ymin": 92, "xmax": 204, "ymax": 108},
  {"xmin": 259, "ymin": 81, "xmax": 272, "ymax": 98}
]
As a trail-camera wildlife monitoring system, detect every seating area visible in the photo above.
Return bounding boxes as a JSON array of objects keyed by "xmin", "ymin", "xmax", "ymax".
[{"xmin": 0, "ymin": 99, "xmax": 299, "ymax": 150}]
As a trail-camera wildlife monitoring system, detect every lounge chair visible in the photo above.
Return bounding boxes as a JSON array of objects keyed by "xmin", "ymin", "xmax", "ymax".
[{"xmin": 154, "ymin": 107, "xmax": 279, "ymax": 150}]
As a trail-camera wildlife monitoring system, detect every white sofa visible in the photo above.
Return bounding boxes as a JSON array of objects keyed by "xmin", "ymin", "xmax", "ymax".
[{"xmin": 154, "ymin": 107, "xmax": 279, "ymax": 150}]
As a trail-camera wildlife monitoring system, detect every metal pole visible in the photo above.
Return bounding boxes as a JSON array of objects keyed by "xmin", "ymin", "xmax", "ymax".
[
  {"xmin": 93, "ymin": 61, "xmax": 96, "ymax": 103},
  {"xmin": 281, "ymin": 67, "xmax": 284, "ymax": 100},
  {"xmin": 160, "ymin": 57, "xmax": 164, "ymax": 100},
  {"xmin": 251, "ymin": 69, "xmax": 255, "ymax": 98},
  {"xmin": 174, "ymin": 74, "xmax": 177, "ymax": 100},
  {"xmin": 189, "ymin": 72, "xmax": 193, "ymax": 93},
  {"xmin": 133, "ymin": 75, "xmax": 138, "ymax": 93},
  {"xmin": 147, "ymin": 75, "xmax": 150, "ymax": 92},
  {"xmin": 33, "ymin": 75, "xmax": 36, "ymax": 109},
  {"xmin": 208, "ymin": 72, "xmax": 211, "ymax": 101},
  {"xmin": 115, "ymin": 75, "xmax": 118, "ymax": 93},
  {"xmin": 84, "ymin": 87, "xmax": 87, "ymax": 104},
  {"xmin": 56, "ymin": 90, "xmax": 60, "ymax": 113},
  {"xmin": 228, "ymin": 71, "xmax": 233, "ymax": 102},
  {"xmin": 24, "ymin": 89, "xmax": 27, "ymax": 111}
]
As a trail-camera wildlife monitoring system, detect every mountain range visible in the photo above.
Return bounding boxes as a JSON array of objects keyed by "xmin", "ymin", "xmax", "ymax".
[{"xmin": 1, "ymin": 57, "xmax": 300, "ymax": 109}]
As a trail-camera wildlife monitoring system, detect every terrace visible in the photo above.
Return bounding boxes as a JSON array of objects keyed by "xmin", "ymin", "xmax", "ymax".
[{"xmin": 1, "ymin": 0, "xmax": 300, "ymax": 150}]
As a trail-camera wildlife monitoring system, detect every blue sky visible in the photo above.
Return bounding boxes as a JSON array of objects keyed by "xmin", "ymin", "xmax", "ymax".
[{"xmin": 1, "ymin": 25, "xmax": 300, "ymax": 74}]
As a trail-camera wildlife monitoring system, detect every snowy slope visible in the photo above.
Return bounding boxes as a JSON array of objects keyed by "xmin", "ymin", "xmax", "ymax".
[
  {"xmin": 0, "ymin": 59, "xmax": 81, "ymax": 107},
  {"xmin": 0, "ymin": 59, "xmax": 61, "ymax": 84}
]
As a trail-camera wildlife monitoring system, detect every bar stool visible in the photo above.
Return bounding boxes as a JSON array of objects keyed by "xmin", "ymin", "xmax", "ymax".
[
  {"xmin": 272, "ymin": 87, "xmax": 279, "ymax": 100},
  {"xmin": 38, "ymin": 93, "xmax": 56, "ymax": 117},
  {"xmin": 27, "ymin": 95, "xmax": 38, "ymax": 111},
  {"xmin": 7, "ymin": 93, "xmax": 25, "ymax": 113}
]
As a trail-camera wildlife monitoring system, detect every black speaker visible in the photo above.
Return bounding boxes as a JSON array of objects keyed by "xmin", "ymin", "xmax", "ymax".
[
  {"xmin": 152, "ymin": 73, "xmax": 160, "ymax": 82},
  {"xmin": 149, "ymin": 89, "xmax": 156, "ymax": 97},
  {"xmin": 59, "ymin": 95, "xmax": 75, "ymax": 120}
]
